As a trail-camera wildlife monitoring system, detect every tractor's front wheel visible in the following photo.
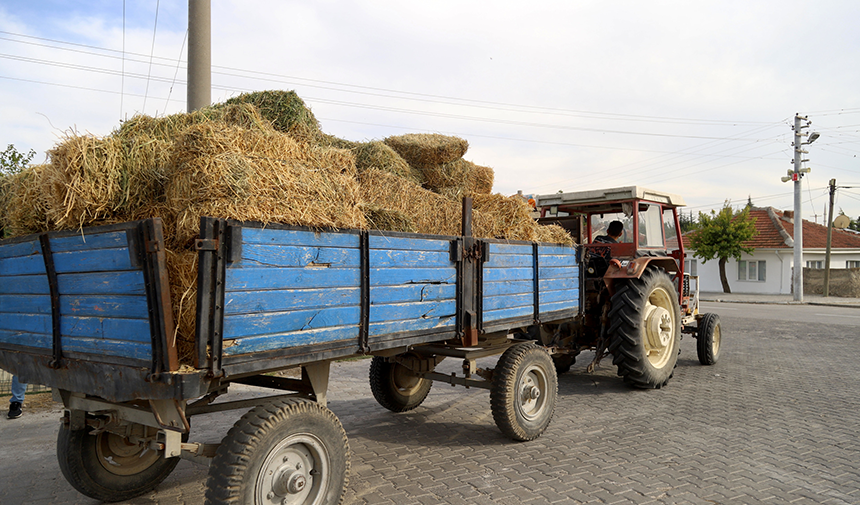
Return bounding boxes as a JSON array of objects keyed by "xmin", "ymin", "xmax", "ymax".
[
  {"xmin": 607, "ymin": 268, "xmax": 681, "ymax": 389},
  {"xmin": 696, "ymin": 313, "xmax": 722, "ymax": 365}
]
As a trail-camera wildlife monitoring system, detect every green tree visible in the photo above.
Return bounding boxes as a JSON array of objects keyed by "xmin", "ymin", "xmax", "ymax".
[
  {"xmin": 688, "ymin": 202, "xmax": 758, "ymax": 293},
  {"xmin": 0, "ymin": 144, "xmax": 36, "ymax": 176}
]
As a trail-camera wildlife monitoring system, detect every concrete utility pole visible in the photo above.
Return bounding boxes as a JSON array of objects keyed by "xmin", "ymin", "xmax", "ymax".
[
  {"xmin": 783, "ymin": 114, "xmax": 817, "ymax": 302},
  {"xmin": 824, "ymin": 178, "xmax": 836, "ymax": 297},
  {"xmin": 792, "ymin": 115, "xmax": 805, "ymax": 302},
  {"xmin": 187, "ymin": 0, "xmax": 211, "ymax": 112}
]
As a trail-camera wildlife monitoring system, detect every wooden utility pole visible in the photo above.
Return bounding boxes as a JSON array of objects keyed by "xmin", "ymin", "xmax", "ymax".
[{"xmin": 824, "ymin": 178, "xmax": 836, "ymax": 297}]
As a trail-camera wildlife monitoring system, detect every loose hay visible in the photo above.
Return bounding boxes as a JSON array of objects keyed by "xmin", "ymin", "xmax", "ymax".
[
  {"xmin": 384, "ymin": 133, "xmax": 468, "ymax": 166},
  {"xmin": 0, "ymin": 164, "xmax": 51, "ymax": 237}
]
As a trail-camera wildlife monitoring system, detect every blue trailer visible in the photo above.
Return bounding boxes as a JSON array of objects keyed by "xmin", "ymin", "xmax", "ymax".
[{"xmin": 0, "ymin": 202, "xmax": 579, "ymax": 504}]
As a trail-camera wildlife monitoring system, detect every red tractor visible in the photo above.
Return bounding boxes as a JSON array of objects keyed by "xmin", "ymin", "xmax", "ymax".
[{"xmin": 535, "ymin": 186, "xmax": 721, "ymax": 388}]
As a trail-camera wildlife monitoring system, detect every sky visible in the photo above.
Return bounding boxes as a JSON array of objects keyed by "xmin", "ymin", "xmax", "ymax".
[{"xmin": 1, "ymin": 1, "xmax": 859, "ymax": 223}]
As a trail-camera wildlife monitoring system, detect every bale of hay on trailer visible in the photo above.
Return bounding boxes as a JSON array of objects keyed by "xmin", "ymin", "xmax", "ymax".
[
  {"xmin": 384, "ymin": 133, "xmax": 468, "ymax": 166},
  {"xmin": 419, "ymin": 158, "xmax": 494, "ymax": 199}
]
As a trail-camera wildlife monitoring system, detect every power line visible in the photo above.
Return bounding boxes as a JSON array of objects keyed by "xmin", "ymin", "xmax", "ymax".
[{"xmin": 141, "ymin": 0, "xmax": 161, "ymax": 114}]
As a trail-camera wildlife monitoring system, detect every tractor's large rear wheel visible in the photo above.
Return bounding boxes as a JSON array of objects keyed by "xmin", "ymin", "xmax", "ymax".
[{"xmin": 607, "ymin": 268, "xmax": 681, "ymax": 389}]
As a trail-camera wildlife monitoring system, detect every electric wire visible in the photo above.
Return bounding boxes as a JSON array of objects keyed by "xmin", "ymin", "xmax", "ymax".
[{"xmin": 141, "ymin": 0, "xmax": 161, "ymax": 114}]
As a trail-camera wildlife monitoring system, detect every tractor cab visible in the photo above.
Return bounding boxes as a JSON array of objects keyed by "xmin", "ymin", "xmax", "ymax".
[{"xmin": 536, "ymin": 186, "xmax": 695, "ymax": 318}]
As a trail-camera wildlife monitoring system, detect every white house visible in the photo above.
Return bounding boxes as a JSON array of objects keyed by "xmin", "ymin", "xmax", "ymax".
[{"xmin": 684, "ymin": 207, "xmax": 860, "ymax": 295}]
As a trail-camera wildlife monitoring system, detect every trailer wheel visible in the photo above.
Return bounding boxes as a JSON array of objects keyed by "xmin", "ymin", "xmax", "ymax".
[
  {"xmin": 369, "ymin": 355, "xmax": 432, "ymax": 412},
  {"xmin": 490, "ymin": 343, "xmax": 558, "ymax": 442},
  {"xmin": 552, "ymin": 354, "xmax": 576, "ymax": 374},
  {"xmin": 607, "ymin": 268, "xmax": 681, "ymax": 389},
  {"xmin": 696, "ymin": 313, "xmax": 721, "ymax": 365},
  {"xmin": 57, "ymin": 421, "xmax": 180, "ymax": 502},
  {"xmin": 205, "ymin": 398, "xmax": 348, "ymax": 505}
]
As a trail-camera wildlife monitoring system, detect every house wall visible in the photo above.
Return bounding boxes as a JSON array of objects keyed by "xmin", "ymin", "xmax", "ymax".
[{"xmin": 691, "ymin": 248, "xmax": 860, "ymax": 294}]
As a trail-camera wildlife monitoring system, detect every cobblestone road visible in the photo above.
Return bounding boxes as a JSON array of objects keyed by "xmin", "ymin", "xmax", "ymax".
[{"xmin": 1, "ymin": 302, "xmax": 859, "ymax": 504}]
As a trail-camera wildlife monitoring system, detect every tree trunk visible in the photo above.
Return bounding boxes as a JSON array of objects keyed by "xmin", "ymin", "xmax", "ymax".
[{"xmin": 718, "ymin": 257, "xmax": 731, "ymax": 293}]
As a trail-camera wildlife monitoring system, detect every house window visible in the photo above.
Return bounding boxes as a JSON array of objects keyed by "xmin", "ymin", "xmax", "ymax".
[
  {"xmin": 806, "ymin": 261, "xmax": 823, "ymax": 269},
  {"xmin": 738, "ymin": 260, "xmax": 766, "ymax": 281},
  {"xmin": 685, "ymin": 259, "xmax": 698, "ymax": 276},
  {"xmin": 848, "ymin": 261, "xmax": 860, "ymax": 269}
]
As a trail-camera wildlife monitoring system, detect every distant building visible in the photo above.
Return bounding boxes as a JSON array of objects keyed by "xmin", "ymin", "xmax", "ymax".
[{"xmin": 683, "ymin": 207, "xmax": 860, "ymax": 294}]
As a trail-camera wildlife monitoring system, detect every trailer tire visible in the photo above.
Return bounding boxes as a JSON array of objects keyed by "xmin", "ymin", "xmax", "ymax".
[
  {"xmin": 696, "ymin": 313, "xmax": 721, "ymax": 365},
  {"xmin": 57, "ymin": 421, "xmax": 180, "ymax": 502},
  {"xmin": 607, "ymin": 268, "xmax": 681, "ymax": 389},
  {"xmin": 205, "ymin": 398, "xmax": 348, "ymax": 505},
  {"xmin": 490, "ymin": 343, "xmax": 557, "ymax": 441},
  {"xmin": 369, "ymin": 356, "xmax": 432, "ymax": 412}
]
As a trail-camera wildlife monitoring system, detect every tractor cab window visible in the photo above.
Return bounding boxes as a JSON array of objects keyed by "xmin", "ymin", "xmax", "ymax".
[
  {"xmin": 638, "ymin": 203, "xmax": 665, "ymax": 248},
  {"xmin": 590, "ymin": 212, "xmax": 633, "ymax": 243},
  {"xmin": 663, "ymin": 207, "xmax": 679, "ymax": 251}
]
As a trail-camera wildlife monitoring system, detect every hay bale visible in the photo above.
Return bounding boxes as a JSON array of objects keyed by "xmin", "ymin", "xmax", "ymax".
[
  {"xmin": 166, "ymin": 249, "xmax": 199, "ymax": 364},
  {"xmin": 472, "ymin": 193, "xmax": 538, "ymax": 242},
  {"xmin": 166, "ymin": 122, "xmax": 365, "ymax": 248},
  {"xmin": 319, "ymin": 134, "xmax": 359, "ymax": 150},
  {"xmin": 353, "ymin": 141, "xmax": 421, "ymax": 183},
  {"xmin": 116, "ymin": 102, "xmax": 272, "ymax": 141},
  {"xmin": 384, "ymin": 133, "xmax": 468, "ymax": 166},
  {"xmin": 224, "ymin": 90, "xmax": 321, "ymax": 142},
  {"xmin": 420, "ymin": 158, "xmax": 494, "ymax": 199},
  {"xmin": 358, "ymin": 168, "xmax": 462, "ymax": 236},
  {"xmin": 0, "ymin": 164, "xmax": 51, "ymax": 237}
]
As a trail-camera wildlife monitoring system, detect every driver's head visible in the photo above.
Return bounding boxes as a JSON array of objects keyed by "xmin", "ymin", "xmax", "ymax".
[{"xmin": 607, "ymin": 220, "xmax": 624, "ymax": 238}]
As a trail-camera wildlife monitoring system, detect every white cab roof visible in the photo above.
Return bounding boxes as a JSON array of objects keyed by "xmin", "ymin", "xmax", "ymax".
[{"xmin": 536, "ymin": 186, "xmax": 686, "ymax": 208}]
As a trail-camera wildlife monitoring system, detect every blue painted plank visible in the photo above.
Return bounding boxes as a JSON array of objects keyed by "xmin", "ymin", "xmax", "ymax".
[
  {"xmin": 369, "ymin": 249, "xmax": 453, "ymax": 269},
  {"xmin": 57, "ymin": 271, "xmax": 147, "ymax": 295},
  {"xmin": 484, "ymin": 267, "xmax": 534, "ymax": 283},
  {"xmin": 237, "ymin": 243, "xmax": 360, "ymax": 269},
  {"xmin": 370, "ymin": 284, "xmax": 456, "ymax": 304},
  {"xmin": 49, "ymin": 231, "xmax": 130, "ymax": 253},
  {"xmin": 0, "ymin": 294, "xmax": 52, "ymax": 315},
  {"xmin": 223, "ymin": 306, "xmax": 360, "ymax": 339},
  {"xmin": 0, "ymin": 313, "xmax": 51, "ymax": 334},
  {"xmin": 369, "ymin": 235, "xmax": 451, "ymax": 252},
  {"xmin": 539, "ymin": 277, "xmax": 579, "ymax": 292},
  {"xmin": 536, "ymin": 254, "xmax": 577, "ymax": 268},
  {"xmin": 485, "ymin": 254, "xmax": 534, "ymax": 268},
  {"xmin": 0, "ymin": 274, "xmax": 50, "ymax": 295},
  {"xmin": 60, "ymin": 316, "xmax": 151, "ymax": 343},
  {"xmin": 52, "ymin": 248, "xmax": 136, "ymax": 274},
  {"xmin": 225, "ymin": 287, "xmax": 359, "ymax": 315},
  {"xmin": 223, "ymin": 326, "xmax": 358, "ymax": 356},
  {"xmin": 0, "ymin": 254, "xmax": 46, "ymax": 276},
  {"xmin": 488, "ymin": 243, "xmax": 533, "ymax": 255},
  {"xmin": 483, "ymin": 306, "xmax": 533, "ymax": 322},
  {"xmin": 0, "ymin": 240, "xmax": 41, "ymax": 259},
  {"xmin": 539, "ymin": 289, "xmax": 579, "ymax": 305},
  {"xmin": 540, "ymin": 300, "xmax": 579, "ymax": 314},
  {"xmin": 483, "ymin": 293, "xmax": 533, "ymax": 311},
  {"xmin": 369, "ymin": 267, "xmax": 456, "ymax": 286},
  {"xmin": 226, "ymin": 267, "xmax": 360, "ymax": 291},
  {"xmin": 241, "ymin": 228, "xmax": 359, "ymax": 249},
  {"xmin": 370, "ymin": 300, "xmax": 456, "ymax": 323},
  {"xmin": 369, "ymin": 316, "xmax": 455, "ymax": 337},
  {"xmin": 538, "ymin": 266, "xmax": 579, "ymax": 280},
  {"xmin": 538, "ymin": 244, "xmax": 576, "ymax": 255},
  {"xmin": 60, "ymin": 295, "xmax": 150, "ymax": 319},
  {"xmin": 0, "ymin": 330, "xmax": 52, "ymax": 349},
  {"xmin": 61, "ymin": 337, "xmax": 151, "ymax": 362},
  {"xmin": 483, "ymin": 280, "xmax": 534, "ymax": 297}
]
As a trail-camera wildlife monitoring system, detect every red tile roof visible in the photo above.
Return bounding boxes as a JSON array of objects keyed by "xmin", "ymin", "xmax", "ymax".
[{"xmin": 683, "ymin": 207, "xmax": 860, "ymax": 250}]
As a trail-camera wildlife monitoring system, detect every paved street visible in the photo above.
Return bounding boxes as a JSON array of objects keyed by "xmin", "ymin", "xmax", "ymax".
[{"xmin": 1, "ymin": 301, "xmax": 859, "ymax": 504}]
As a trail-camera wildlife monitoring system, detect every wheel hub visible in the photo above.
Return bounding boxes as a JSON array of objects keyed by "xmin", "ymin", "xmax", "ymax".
[
  {"xmin": 257, "ymin": 435, "xmax": 328, "ymax": 505},
  {"xmin": 518, "ymin": 368, "xmax": 547, "ymax": 421},
  {"xmin": 645, "ymin": 304, "xmax": 672, "ymax": 349}
]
